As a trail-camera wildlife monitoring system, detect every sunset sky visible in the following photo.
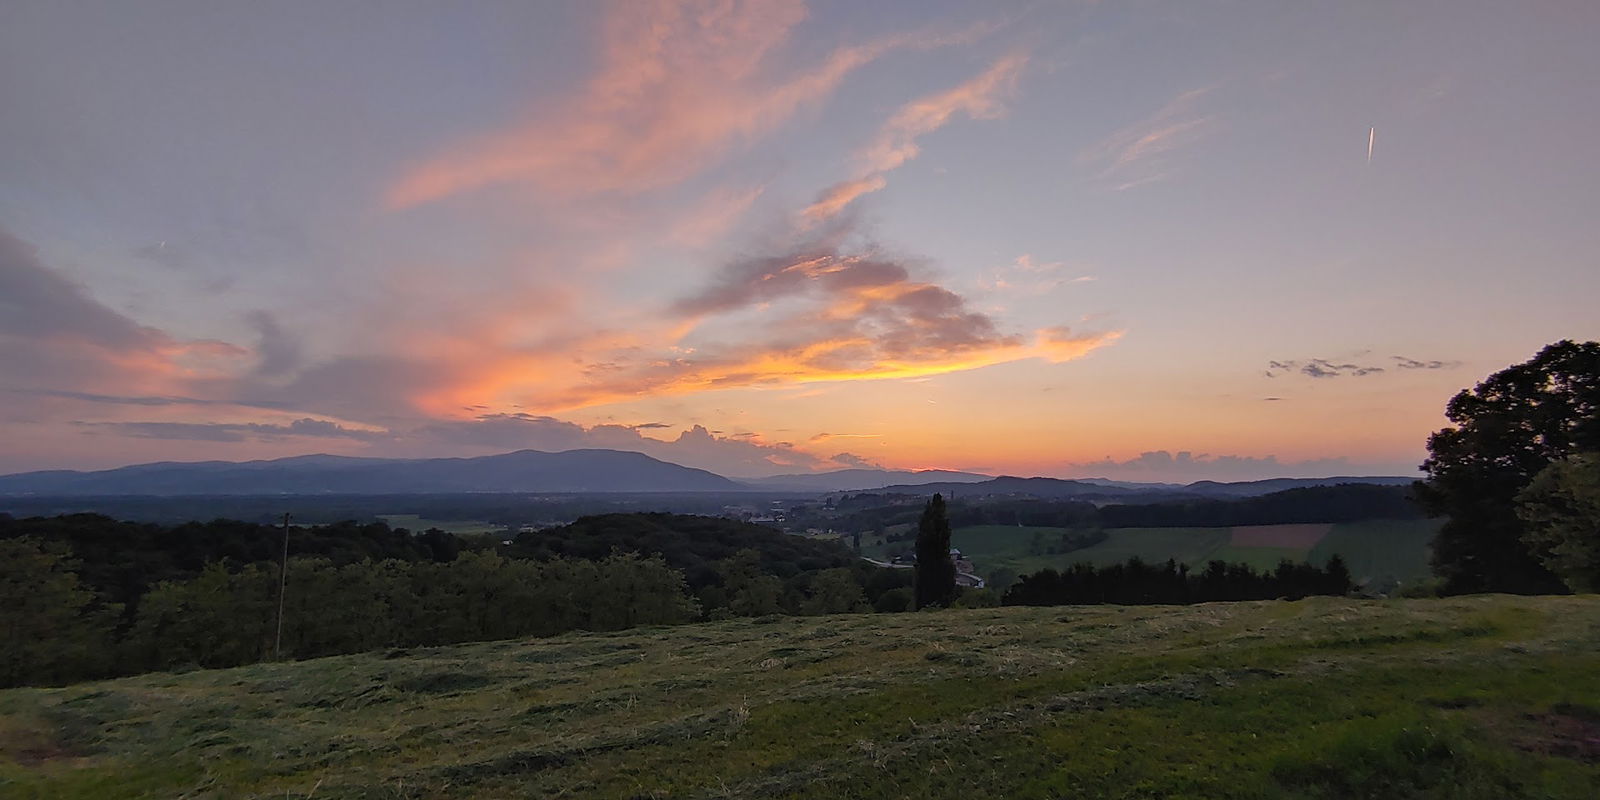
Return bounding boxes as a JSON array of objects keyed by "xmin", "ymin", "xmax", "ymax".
[{"xmin": 2, "ymin": 1, "xmax": 1597, "ymax": 481}]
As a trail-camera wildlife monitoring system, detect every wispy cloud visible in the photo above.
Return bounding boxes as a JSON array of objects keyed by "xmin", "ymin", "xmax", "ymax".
[
  {"xmin": 2, "ymin": 387, "xmax": 276, "ymax": 408},
  {"xmin": 1392, "ymin": 356, "xmax": 1461, "ymax": 370},
  {"xmin": 80, "ymin": 418, "xmax": 388, "ymax": 443},
  {"xmin": 802, "ymin": 51, "xmax": 1027, "ymax": 221},
  {"xmin": 387, "ymin": 1, "xmax": 968, "ymax": 209},
  {"xmin": 668, "ymin": 182, "xmax": 768, "ymax": 247},
  {"xmin": 979, "ymin": 253, "xmax": 1095, "ymax": 293},
  {"xmin": 1080, "ymin": 87, "xmax": 1215, "ymax": 190},
  {"xmin": 1266, "ymin": 359, "xmax": 1385, "ymax": 379},
  {"xmin": 809, "ymin": 432, "xmax": 882, "ymax": 443},
  {"xmin": 1266, "ymin": 355, "xmax": 1460, "ymax": 379},
  {"xmin": 829, "ymin": 452, "xmax": 882, "ymax": 468}
]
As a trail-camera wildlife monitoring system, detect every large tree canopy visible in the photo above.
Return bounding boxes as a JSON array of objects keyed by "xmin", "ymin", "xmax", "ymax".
[
  {"xmin": 1418, "ymin": 340, "xmax": 1600, "ymax": 594},
  {"xmin": 1517, "ymin": 454, "xmax": 1600, "ymax": 593}
]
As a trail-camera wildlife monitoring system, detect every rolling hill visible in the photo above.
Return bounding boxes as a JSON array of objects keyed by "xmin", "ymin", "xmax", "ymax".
[{"xmin": 2, "ymin": 596, "xmax": 1594, "ymax": 797}]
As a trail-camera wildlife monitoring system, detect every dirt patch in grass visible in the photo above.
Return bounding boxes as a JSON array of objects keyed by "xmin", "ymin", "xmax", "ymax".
[
  {"xmin": 0, "ymin": 726, "xmax": 80, "ymax": 765},
  {"xmin": 1509, "ymin": 704, "xmax": 1600, "ymax": 764}
]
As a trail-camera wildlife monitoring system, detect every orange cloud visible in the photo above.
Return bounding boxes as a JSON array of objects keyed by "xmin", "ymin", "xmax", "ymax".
[
  {"xmin": 803, "ymin": 51, "xmax": 1026, "ymax": 221},
  {"xmin": 387, "ymin": 0, "xmax": 963, "ymax": 209},
  {"xmin": 495, "ymin": 238, "xmax": 1123, "ymax": 411},
  {"xmin": 669, "ymin": 182, "xmax": 768, "ymax": 247},
  {"xmin": 800, "ymin": 175, "xmax": 887, "ymax": 222},
  {"xmin": 533, "ymin": 327, "xmax": 1119, "ymax": 411}
]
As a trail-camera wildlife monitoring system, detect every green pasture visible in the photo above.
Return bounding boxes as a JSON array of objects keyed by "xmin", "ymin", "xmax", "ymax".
[
  {"xmin": 1310, "ymin": 518, "xmax": 1442, "ymax": 587},
  {"xmin": 949, "ymin": 525, "xmax": 1081, "ymax": 575},
  {"xmin": 2, "ymin": 596, "xmax": 1595, "ymax": 798}
]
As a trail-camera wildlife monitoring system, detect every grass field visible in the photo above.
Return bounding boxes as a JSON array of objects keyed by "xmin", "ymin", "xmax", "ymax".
[
  {"xmin": 1310, "ymin": 519, "xmax": 1442, "ymax": 587},
  {"xmin": 2, "ymin": 595, "xmax": 1595, "ymax": 799},
  {"xmin": 947, "ymin": 525, "xmax": 1080, "ymax": 575}
]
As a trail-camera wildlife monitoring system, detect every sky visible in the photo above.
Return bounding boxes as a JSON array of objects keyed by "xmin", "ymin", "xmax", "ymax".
[{"xmin": 2, "ymin": 0, "xmax": 1597, "ymax": 482}]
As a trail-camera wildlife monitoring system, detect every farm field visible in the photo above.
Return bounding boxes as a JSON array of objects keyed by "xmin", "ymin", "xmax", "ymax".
[
  {"xmin": 2, "ymin": 596, "xmax": 1596, "ymax": 798},
  {"xmin": 948, "ymin": 525, "xmax": 1083, "ymax": 576},
  {"xmin": 1311, "ymin": 519, "xmax": 1442, "ymax": 587},
  {"xmin": 950, "ymin": 519, "xmax": 1442, "ymax": 588}
]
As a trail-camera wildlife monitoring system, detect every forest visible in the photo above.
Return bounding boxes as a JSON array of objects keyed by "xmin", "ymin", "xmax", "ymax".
[
  {"xmin": 0, "ymin": 508, "xmax": 1359, "ymax": 688},
  {"xmin": 0, "ymin": 512, "xmax": 912, "ymax": 687},
  {"xmin": 1002, "ymin": 556, "xmax": 1353, "ymax": 606}
]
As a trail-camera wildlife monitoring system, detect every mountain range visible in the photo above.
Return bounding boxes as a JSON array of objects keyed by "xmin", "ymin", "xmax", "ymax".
[
  {"xmin": 0, "ymin": 450, "xmax": 740, "ymax": 495},
  {"xmin": 0, "ymin": 449, "xmax": 1416, "ymax": 498}
]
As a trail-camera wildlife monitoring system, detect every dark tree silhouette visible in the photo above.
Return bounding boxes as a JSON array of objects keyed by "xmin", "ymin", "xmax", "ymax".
[
  {"xmin": 1003, "ymin": 556, "xmax": 1352, "ymax": 607},
  {"xmin": 1417, "ymin": 340, "xmax": 1600, "ymax": 594},
  {"xmin": 913, "ymin": 494, "xmax": 956, "ymax": 609}
]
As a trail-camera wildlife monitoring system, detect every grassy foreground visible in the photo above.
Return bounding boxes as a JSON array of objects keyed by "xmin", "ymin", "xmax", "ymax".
[{"xmin": 2, "ymin": 596, "xmax": 1597, "ymax": 799}]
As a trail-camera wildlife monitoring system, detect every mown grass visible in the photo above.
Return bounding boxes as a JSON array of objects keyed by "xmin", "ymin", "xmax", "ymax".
[{"xmin": 1, "ymin": 595, "xmax": 1596, "ymax": 799}]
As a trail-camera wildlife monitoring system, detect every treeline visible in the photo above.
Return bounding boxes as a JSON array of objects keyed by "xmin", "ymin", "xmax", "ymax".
[
  {"xmin": 0, "ymin": 491, "xmax": 776, "ymax": 526},
  {"xmin": 0, "ymin": 512, "xmax": 913, "ymax": 688},
  {"xmin": 0, "ymin": 514, "xmax": 464, "ymax": 611},
  {"xmin": 1003, "ymin": 556, "xmax": 1353, "ymax": 607},
  {"xmin": 1, "ymin": 538, "xmax": 694, "ymax": 687},
  {"xmin": 1097, "ymin": 484, "xmax": 1424, "ymax": 528},
  {"xmin": 509, "ymin": 512, "xmax": 854, "ymax": 580},
  {"xmin": 828, "ymin": 484, "xmax": 1422, "ymax": 535},
  {"xmin": 505, "ymin": 513, "xmax": 916, "ymax": 615}
]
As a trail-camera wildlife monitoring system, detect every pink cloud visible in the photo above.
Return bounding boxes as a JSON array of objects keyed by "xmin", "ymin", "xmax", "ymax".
[
  {"xmin": 803, "ymin": 51, "xmax": 1027, "ymax": 221},
  {"xmin": 1080, "ymin": 86, "xmax": 1216, "ymax": 189},
  {"xmin": 387, "ymin": 0, "xmax": 963, "ymax": 209}
]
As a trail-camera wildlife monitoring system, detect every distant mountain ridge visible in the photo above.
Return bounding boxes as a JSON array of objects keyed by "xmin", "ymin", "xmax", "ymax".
[
  {"xmin": 872, "ymin": 475, "xmax": 1417, "ymax": 500},
  {"xmin": 0, "ymin": 449, "xmax": 1418, "ymax": 498},
  {"xmin": 0, "ymin": 450, "xmax": 742, "ymax": 495}
]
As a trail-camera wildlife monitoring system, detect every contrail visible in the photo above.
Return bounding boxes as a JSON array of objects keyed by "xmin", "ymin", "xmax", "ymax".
[{"xmin": 1367, "ymin": 127, "xmax": 1375, "ymax": 164}]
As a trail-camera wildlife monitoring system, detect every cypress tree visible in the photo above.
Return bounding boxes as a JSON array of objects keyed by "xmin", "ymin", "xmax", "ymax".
[{"xmin": 913, "ymin": 494, "xmax": 956, "ymax": 609}]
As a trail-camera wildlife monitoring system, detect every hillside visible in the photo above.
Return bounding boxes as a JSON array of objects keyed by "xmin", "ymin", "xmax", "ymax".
[
  {"xmin": 2, "ymin": 596, "xmax": 1595, "ymax": 798},
  {"xmin": 0, "ymin": 449, "xmax": 742, "ymax": 495}
]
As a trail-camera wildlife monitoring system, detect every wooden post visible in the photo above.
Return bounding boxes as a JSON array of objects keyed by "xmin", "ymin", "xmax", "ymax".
[{"xmin": 274, "ymin": 512, "xmax": 290, "ymax": 660}]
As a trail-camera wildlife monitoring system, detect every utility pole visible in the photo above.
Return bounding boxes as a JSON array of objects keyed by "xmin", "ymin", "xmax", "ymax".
[{"xmin": 274, "ymin": 512, "xmax": 290, "ymax": 661}]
